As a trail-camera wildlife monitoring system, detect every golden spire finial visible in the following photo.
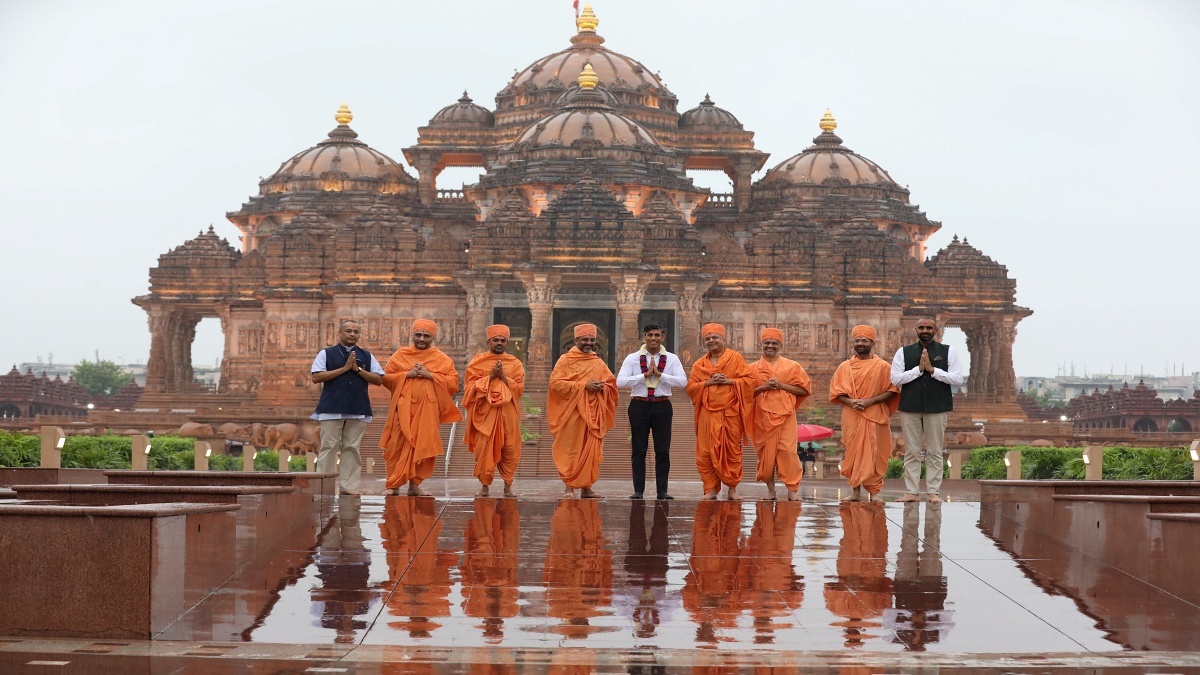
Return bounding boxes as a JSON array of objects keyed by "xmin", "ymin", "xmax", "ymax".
[
  {"xmin": 335, "ymin": 103, "xmax": 353, "ymax": 125},
  {"xmin": 576, "ymin": 4, "xmax": 599, "ymax": 33},
  {"xmin": 578, "ymin": 63, "xmax": 599, "ymax": 90},
  {"xmin": 819, "ymin": 109, "xmax": 837, "ymax": 133}
]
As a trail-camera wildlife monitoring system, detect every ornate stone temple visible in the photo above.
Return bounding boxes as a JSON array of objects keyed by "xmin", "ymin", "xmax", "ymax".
[{"xmin": 133, "ymin": 5, "xmax": 1030, "ymax": 422}]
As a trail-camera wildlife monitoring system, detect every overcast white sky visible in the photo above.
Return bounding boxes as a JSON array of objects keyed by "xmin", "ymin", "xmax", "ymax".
[{"xmin": 1, "ymin": 0, "xmax": 1197, "ymax": 380}]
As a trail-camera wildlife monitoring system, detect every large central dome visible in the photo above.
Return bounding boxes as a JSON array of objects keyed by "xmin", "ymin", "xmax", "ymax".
[{"xmin": 510, "ymin": 6, "xmax": 663, "ymax": 93}]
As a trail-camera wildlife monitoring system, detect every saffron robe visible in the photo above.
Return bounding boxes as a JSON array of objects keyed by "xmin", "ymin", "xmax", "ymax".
[
  {"xmin": 380, "ymin": 346, "xmax": 462, "ymax": 489},
  {"xmin": 751, "ymin": 356, "xmax": 812, "ymax": 490},
  {"xmin": 462, "ymin": 351, "xmax": 525, "ymax": 485},
  {"xmin": 828, "ymin": 355, "xmax": 900, "ymax": 495},
  {"xmin": 547, "ymin": 347, "xmax": 617, "ymax": 488},
  {"xmin": 686, "ymin": 349, "xmax": 755, "ymax": 492}
]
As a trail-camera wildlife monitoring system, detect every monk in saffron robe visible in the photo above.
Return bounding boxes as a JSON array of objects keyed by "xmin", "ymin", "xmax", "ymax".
[
  {"xmin": 547, "ymin": 323, "xmax": 617, "ymax": 499},
  {"xmin": 686, "ymin": 323, "xmax": 754, "ymax": 500},
  {"xmin": 829, "ymin": 324, "xmax": 899, "ymax": 502},
  {"xmin": 751, "ymin": 327, "xmax": 812, "ymax": 501},
  {"xmin": 463, "ymin": 324, "xmax": 525, "ymax": 498},
  {"xmin": 380, "ymin": 319, "xmax": 462, "ymax": 496}
]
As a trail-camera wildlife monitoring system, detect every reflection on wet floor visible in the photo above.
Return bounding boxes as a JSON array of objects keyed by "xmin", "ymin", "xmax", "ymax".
[{"xmin": 156, "ymin": 487, "xmax": 1198, "ymax": 653}]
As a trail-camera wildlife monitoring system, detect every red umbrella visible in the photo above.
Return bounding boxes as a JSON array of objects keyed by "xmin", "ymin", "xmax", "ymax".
[{"xmin": 796, "ymin": 424, "xmax": 835, "ymax": 443}]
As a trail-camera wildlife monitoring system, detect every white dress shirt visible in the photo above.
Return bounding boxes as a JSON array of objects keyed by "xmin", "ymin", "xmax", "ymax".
[
  {"xmin": 310, "ymin": 345, "xmax": 386, "ymax": 422},
  {"xmin": 890, "ymin": 343, "xmax": 965, "ymax": 388},
  {"xmin": 616, "ymin": 348, "xmax": 688, "ymax": 398}
]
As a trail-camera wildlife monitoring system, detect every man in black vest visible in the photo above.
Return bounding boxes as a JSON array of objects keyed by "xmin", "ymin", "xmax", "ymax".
[
  {"xmin": 311, "ymin": 320, "xmax": 384, "ymax": 495},
  {"xmin": 890, "ymin": 318, "xmax": 964, "ymax": 503}
]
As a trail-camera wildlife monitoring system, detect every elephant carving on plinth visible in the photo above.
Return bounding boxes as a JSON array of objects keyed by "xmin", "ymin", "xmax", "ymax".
[
  {"xmin": 178, "ymin": 422, "xmax": 216, "ymax": 438},
  {"xmin": 950, "ymin": 431, "xmax": 988, "ymax": 446},
  {"xmin": 217, "ymin": 422, "xmax": 249, "ymax": 440},
  {"xmin": 261, "ymin": 422, "xmax": 321, "ymax": 455}
]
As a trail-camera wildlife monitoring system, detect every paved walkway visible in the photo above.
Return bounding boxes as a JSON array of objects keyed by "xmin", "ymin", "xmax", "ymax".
[{"xmin": 2, "ymin": 478, "xmax": 1199, "ymax": 673}]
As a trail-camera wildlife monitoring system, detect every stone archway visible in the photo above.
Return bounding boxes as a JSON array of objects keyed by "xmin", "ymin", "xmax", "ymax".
[
  {"xmin": 1132, "ymin": 417, "xmax": 1158, "ymax": 432},
  {"xmin": 0, "ymin": 404, "xmax": 20, "ymax": 419},
  {"xmin": 552, "ymin": 309, "xmax": 616, "ymax": 373},
  {"xmin": 1168, "ymin": 418, "xmax": 1193, "ymax": 433},
  {"xmin": 145, "ymin": 305, "xmax": 229, "ymax": 394}
]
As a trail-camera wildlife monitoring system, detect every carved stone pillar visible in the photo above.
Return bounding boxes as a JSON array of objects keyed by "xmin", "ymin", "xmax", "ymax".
[
  {"xmin": 732, "ymin": 158, "xmax": 757, "ymax": 213},
  {"xmin": 964, "ymin": 324, "xmax": 983, "ymax": 398},
  {"xmin": 144, "ymin": 307, "xmax": 174, "ymax": 393},
  {"xmin": 672, "ymin": 286, "xmax": 707, "ymax": 370},
  {"xmin": 171, "ymin": 316, "xmax": 198, "ymax": 392},
  {"xmin": 458, "ymin": 278, "xmax": 495, "ymax": 358},
  {"xmin": 992, "ymin": 321, "xmax": 1018, "ymax": 403},
  {"xmin": 977, "ymin": 324, "xmax": 996, "ymax": 399},
  {"xmin": 521, "ymin": 272, "xmax": 560, "ymax": 390},
  {"xmin": 412, "ymin": 154, "xmax": 438, "ymax": 206}
]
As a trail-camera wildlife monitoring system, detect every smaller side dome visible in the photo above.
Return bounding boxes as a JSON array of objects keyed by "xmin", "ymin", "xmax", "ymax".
[
  {"xmin": 679, "ymin": 94, "xmax": 742, "ymax": 129},
  {"xmin": 262, "ymin": 105, "xmax": 415, "ymax": 194},
  {"xmin": 428, "ymin": 91, "xmax": 495, "ymax": 128},
  {"xmin": 761, "ymin": 111, "xmax": 898, "ymax": 187}
]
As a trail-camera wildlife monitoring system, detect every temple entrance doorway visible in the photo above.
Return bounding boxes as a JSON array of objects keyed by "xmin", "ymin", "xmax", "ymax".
[
  {"xmin": 492, "ymin": 308, "xmax": 532, "ymax": 365},
  {"xmin": 553, "ymin": 309, "xmax": 616, "ymax": 372}
]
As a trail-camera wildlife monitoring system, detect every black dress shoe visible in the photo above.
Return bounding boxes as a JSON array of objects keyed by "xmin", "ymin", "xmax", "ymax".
[
  {"xmin": 656, "ymin": 493, "xmax": 674, "ymax": 500},
  {"xmin": 629, "ymin": 493, "xmax": 644, "ymax": 500}
]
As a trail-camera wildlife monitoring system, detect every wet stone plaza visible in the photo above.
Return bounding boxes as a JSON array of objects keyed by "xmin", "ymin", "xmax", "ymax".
[{"xmin": 2, "ymin": 478, "xmax": 1200, "ymax": 673}]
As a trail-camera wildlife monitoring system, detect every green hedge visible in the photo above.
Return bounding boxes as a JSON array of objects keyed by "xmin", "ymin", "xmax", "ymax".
[
  {"xmin": 959, "ymin": 446, "xmax": 1193, "ymax": 481},
  {"xmin": 0, "ymin": 432, "xmax": 307, "ymax": 472}
]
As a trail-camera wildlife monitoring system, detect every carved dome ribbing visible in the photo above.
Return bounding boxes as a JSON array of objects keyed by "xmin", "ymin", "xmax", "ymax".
[
  {"xmin": 428, "ymin": 92, "xmax": 495, "ymax": 128},
  {"xmin": 761, "ymin": 113, "xmax": 898, "ymax": 187},
  {"xmin": 679, "ymin": 95, "xmax": 742, "ymax": 129}
]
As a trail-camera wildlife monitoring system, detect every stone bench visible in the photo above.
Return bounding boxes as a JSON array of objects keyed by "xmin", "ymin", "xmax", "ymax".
[
  {"xmin": 0, "ymin": 501, "xmax": 241, "ymax": 639},
  {"xmin": 103, "ymin": 471, "xmax": 339, "ymax": 557},
  {"xmin": 0, "ymin": 467, "xmax": 108, "ymax": 487},
  {"xmin": 981, "ymin": 480, "xmax": 1200, "ymax": 609},
  {"xmin": 103, "ymin": 470, "xmax": 337, "ymax": 502},
  {"xmin": 10, "ymin": 483, "xmax": 295, "ymax": 507},
  {"xmin": 1052, "ymin": 493, "xmax": 1200, "ymax": 514}
]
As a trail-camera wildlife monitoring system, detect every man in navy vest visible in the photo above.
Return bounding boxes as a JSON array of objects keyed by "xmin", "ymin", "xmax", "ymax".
[
  {"xmin": 311, "ymin": 320, "xmax": 384, "ymax": 495},
  {"xmin": 890, "ymin": 318, "xmax": 964, "ymax": 503}
]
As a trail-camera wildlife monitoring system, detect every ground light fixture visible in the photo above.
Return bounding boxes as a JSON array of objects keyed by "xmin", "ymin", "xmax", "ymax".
[
  {"xmin": 132, "ymin": 434, "xmax": 151, "ymax": 470},
  {"xmin": 1004, "ymin": 450, "xmax": 1021, "ymax": 480},
  {"xmin": 40, "ymin": 426, "xmax": 66, "ymax": 468}
]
